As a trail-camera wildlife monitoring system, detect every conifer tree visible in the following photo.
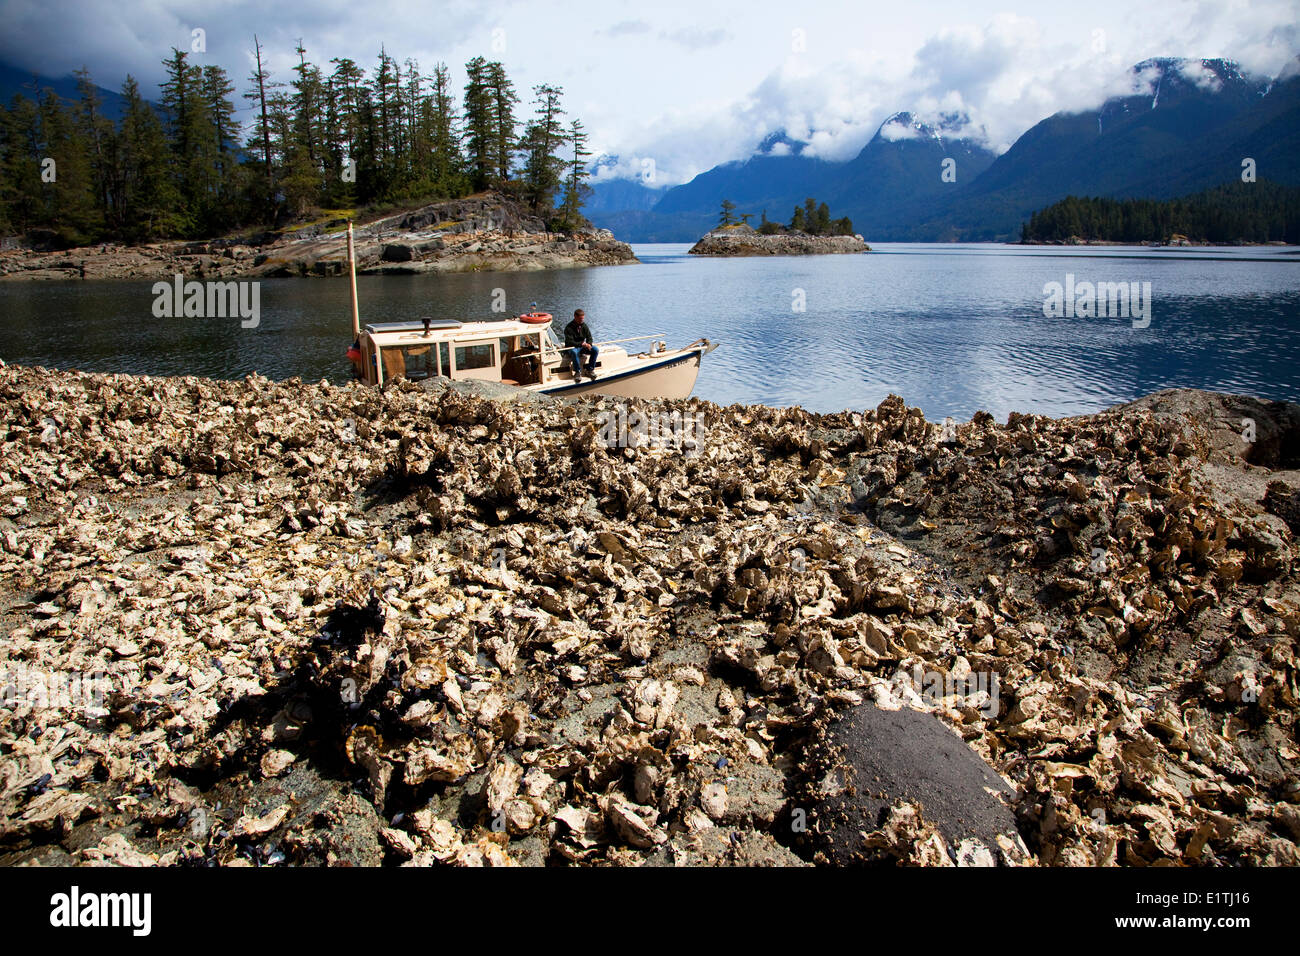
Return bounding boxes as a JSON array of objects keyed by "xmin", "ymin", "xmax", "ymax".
[
  {"xmin": 462, "ymin": 57, "xmax": 493, "ymax": 191},
  {"xmin": 0, "ymin": 94, "xmax": 44, "ymax": 235},
  {"xmin": 559, "ymin": 117, "xmax": 591, "ymax": 229},
  {"xmin": 244, "ymin": 35, "xmax": 277, "ymax": 215},
  {"xmin": 72, "ymin": 69, "xmax": 113, "ymax": 220},
  {"xmin": 519, "ymin": 83, "xmax": 566, "ymax": 213},
  {"xmin": 428, "ymin": 62, "xmax": 463, "ymax": 197},
  {"xmin": 719, "ymin": 198, "xmax": 736, "ymax": 226},
  {"xmin": 119, "ymin": 75, "xmax": 181, "ymax": 238},
  {"xmin": 485, "ymin": 61, "xmax": 518, "ymax": 186},
  {"xmin": 38, "ymin": 88, "xmax": 98, "ymax": 243}
]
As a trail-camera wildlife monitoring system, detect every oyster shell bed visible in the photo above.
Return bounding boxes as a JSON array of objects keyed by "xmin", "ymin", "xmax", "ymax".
[{"xmin": 0, "ymin": 366, "xmax": 1297, "ymax": 867}]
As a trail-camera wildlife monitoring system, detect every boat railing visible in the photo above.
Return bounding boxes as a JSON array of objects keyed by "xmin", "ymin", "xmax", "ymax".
[{"xmin": 591, "ymin": 334, "xmax": 666, "ymax": 349}]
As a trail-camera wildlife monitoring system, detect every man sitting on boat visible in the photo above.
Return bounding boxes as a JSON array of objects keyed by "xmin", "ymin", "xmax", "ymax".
[{"xmin": 564, "ymin": 309, "xmax": 599, "ymax": 381}]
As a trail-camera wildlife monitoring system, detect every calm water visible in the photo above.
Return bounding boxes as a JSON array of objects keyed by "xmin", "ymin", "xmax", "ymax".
[{"xmin": 2, "ymin": 243, "xmax": 1299, "ymax": 421}]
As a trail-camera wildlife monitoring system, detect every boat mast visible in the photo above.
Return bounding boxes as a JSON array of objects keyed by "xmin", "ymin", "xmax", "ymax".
[{"xmin": 347, "ymin": 221, "xmax": 360, "ymax": 339}]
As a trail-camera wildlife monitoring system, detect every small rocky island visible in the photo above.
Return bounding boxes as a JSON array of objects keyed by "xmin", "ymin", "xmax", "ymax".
[
  {"xmin": 0, "ymin": 192, "xmax": 637, "ymax": 281},
  {"xmin": 689, "ymin": 199, "xmax": 868, "ymax": 256},
  {"xmin": 689, "ymin": 222, "xmax": 869, "ymax": 256}
]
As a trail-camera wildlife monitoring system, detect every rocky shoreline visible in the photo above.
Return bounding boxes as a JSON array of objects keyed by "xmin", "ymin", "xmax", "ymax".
[
  {"xmin": 0, "ymin": 193, "xmax": 638, "ymax": 282},
  {"xmin": 1, "ymin": 367, "xmax": 1297, "ymax": 866},
  {"xmin": 688, "ymin": 223, "xmax": 869, "ymax": 257},
  {"xmin": 1018, "ymin": 237, "xmax": 1296, "ymax": 248}
]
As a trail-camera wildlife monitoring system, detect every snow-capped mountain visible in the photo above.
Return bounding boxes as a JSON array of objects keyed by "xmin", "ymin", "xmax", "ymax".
[
  {"xmin": 873, "ymin": 110, "xmax": 986, "ymax": 146},
  {"xmin": 1098, "ymin": 57, "xmax": 1267, "ymax": 131},
  {"xmin": 586, "ymin": 55, "xmax": 1300, "ymax": 242}
]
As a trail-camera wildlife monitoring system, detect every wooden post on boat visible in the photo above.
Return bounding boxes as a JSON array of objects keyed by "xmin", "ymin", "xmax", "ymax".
[{"xmin": 347, "ymin": 221, "xmax": 360, "ymax": 339}]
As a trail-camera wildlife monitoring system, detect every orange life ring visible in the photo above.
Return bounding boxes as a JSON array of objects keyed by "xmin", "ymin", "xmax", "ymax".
[{"xmin": 520, "ymin": 311, "xmax": 552, "ymax": 324}]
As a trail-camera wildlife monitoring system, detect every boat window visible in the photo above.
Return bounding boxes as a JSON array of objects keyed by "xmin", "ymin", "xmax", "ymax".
[
  {"xmin": 402, "ymin": 345, "xmax": 436, "ymax": 379},
  {"xmin": 455, "ymin": 343, "xmax": 496, "ymax": 371},
  {"xmin": 438, "ymin": 343, "xmax": 450, "ymax": 376}
]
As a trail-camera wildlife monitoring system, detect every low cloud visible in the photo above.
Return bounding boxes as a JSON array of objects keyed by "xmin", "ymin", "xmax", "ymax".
[{"xmin": 1177, "ymin": 58, "xmax": 1225, "ymax": 91}]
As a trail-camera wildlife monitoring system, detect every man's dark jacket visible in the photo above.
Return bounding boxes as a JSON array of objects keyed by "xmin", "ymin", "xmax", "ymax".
[{"xmin": 564, "ymin": 319, "xmax": 593, "ymax": 348}]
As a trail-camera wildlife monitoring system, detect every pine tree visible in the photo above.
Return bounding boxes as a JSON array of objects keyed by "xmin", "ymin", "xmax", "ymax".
[
  {"xmin": 558, "ymin": 117, "xmax": 590, "ymax": 230},
  {"xmin": 799, "ymin": 197, "xmax": 817, "ymax": 234},
  {"xmin": 327, "ymin": 56, "xmax": 365, "ymax": 204},
  {"xmin": 72, "ymin": 69, "xmax": 113, "ymax": 223},
  {"xmin": 119, "ymin": 75, "xmax": 181, "ymax": 239},
  {"xmin": 291, "ymin": 42, "xmax": 325, "ymax": 186},
  {"xmin": 244, "ymin": 35, "xmax": 277, "ymax": 217},
  {"xmin": 815, "ymin": 202, "xmax": 831, "ymax": 235},
  {"xmin": 719, "ymin": 198, "xmax": 737, "ymax": 227},
  {"xmin": 519, "ymin": 83, "xmax": 566, "ymax": 213},
  {"xmin": 0, "ymin": 94, "xmax": 44, "ymax": 235},
  {"xmin": 201, "ymin": 65, "xmax": 239, "ymax": 221},
  {"xmin": 428, "ymin": 62, "xmax": 463, "ymax": 197},
  {"xmin": 485, "ymin": 61, "xmax": 518, "ymax": 187},
  {"xmin": 160, "ymin": 47, "xmax": 215, "ymax": 233},
  {"xmin": 462, "ymin": 56, "xmax": 493, "ymax": 191},
  {"xmin": 373, "ymin": 48, "xmax": 399, "ymax": 166}
]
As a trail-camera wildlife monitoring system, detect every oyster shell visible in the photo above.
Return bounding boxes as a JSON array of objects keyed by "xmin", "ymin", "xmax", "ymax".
[{"xmin": 0, "ymin": 368, "xmax": 1295, "ymax": 867}]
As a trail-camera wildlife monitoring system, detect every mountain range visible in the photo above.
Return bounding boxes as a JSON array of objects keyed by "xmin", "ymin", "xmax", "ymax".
[{"xmin": 589, "ymin": 56, "xmax": 1300, "ymax": 242}]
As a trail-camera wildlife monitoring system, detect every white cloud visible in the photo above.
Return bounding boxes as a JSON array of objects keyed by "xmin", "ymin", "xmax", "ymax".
[
  {"xmin": 877, "ymin": 117, "xmax": 920, "ymax": 141},
  {"xmin": 1177, "ymin": 58, "xmax": 1224, "ymax": 91}
]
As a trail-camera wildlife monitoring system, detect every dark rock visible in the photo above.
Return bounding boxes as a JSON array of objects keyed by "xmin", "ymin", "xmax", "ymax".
[
  {"xmin": 380, "ymin": 243, "xmax": 416, "ymax": 263},
  {"xmin": 794, "ymin": 704, "xmax": 1024, "ymax": 865},
  {"xmin": 1264, "ymin": 480, "xmax": 1300, "ymax": 534}
]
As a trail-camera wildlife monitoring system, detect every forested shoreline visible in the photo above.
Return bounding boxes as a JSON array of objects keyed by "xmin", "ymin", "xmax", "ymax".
[
  {"xmin": 0, "ymin": 41, "xmax": 592, "ymax": 247},
  {"xmin": 1020, "ymin": 181, "xmax": 1300, "ymax": 245}
]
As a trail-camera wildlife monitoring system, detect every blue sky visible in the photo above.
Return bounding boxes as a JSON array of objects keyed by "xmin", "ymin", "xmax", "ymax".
[{"xmin": 1, "ymin": 0, "xmax": 1296, "ymax": 186}]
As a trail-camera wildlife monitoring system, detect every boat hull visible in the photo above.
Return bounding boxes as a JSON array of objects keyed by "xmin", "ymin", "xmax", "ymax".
[{"xmin": 533, "ymin": 349, "xmax": 704, "ymax": 400}]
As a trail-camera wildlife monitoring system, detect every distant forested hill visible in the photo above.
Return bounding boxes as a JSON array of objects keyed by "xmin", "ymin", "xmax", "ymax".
[{"xmin": 1020, "ymin": 181, "xmax": 1300, "ymax": 244}]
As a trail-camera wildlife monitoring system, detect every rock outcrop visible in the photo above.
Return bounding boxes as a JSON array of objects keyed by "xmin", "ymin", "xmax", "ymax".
[
  {"xmin": 0, "ymin": 192, "xmax": 638, "ymax": 281},
  {"xmin": 688, "ymin": 223, "xmax": 868, "ymax": 256}
]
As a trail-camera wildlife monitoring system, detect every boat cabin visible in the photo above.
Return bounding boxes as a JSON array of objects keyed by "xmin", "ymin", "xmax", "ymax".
[{"xmin": 350, "ymin": 317, "xmax": 627, "ymax": 388}]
